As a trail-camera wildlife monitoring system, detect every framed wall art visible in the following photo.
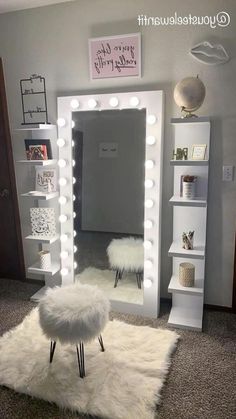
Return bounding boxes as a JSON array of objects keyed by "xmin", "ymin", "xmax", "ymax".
[
  {"xmin": 35, "ymin": 167, "xmax": 57, "ymax": 193},
  {"xmin": 30, "ymin": 208, "xmax": 56, "ymax": 237},
  {"xmin": 191, "ymin": 144, "xmax": 207, "ymax": 160},
  {"xmin": 24, "ymin": 139, "xmax": 52, "ymax": 160}
]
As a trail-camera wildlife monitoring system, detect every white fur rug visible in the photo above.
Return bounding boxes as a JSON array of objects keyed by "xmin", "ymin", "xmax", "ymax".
[
  {"xmin": 0, "ymin": 309, "xmax": 179, "ymax": 419},
  {"xmin": 77, "ymin": 267, "xmax": 143, "ymax": 305}
]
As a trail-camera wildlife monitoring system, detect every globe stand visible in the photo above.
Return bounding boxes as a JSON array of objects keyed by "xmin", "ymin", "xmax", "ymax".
[{"xmin": 181, "ymin": 106, "xmax": 198, "ymax": 119}]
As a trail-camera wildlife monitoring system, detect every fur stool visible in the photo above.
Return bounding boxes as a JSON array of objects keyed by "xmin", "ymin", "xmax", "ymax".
[
  {"xmin": 107, "ymin": 237, "xmax": 144, "ymax": 288},
  {"xmin": 39, "ymin": 282, "xmax": 110, "ymax": 378}
]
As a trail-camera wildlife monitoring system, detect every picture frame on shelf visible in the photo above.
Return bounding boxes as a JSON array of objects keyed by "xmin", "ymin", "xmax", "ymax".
[
  {"xmin": 35, "ymin": 167, "xmax": 57, "ymax": 193},
  {"xmin": 30, "ymin": 207, "xmax": 56, "ymax": 237},
  {"xmin": 24, "ymin": 139, "xmax": 52, "ymax": 160},
  {"xmin": 191, "ymin": 144, "xmax": 207, "ymax": 160}
]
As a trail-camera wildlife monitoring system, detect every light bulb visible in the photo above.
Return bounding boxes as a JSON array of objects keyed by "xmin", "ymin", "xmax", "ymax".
[
  {"xmin": 145, "ymin": 199, "xmax": 154, "ymax": 208},
  {"xmin": 130, "ymin": 96, "xmax": 139, "ymax": 107},
  {"xmin": 74, "ymin": 230, "xmax": 77, "ymax": 237},
  {"xmin": 146, "ymin": 136, "xmax": 156, "ymax": 145},
  {"xmin": 74, "ymin": 262, "xmax": 78, "ymax": 269},
  {"xmin": 59, "ymin": 178, "xmax": 67, "ymax": 186},
  {"xmin": 73, "ymin": 177, "xmax": 76, "ymax": 184},
  {"xmin": 57, "ymin": 138, "xmax": 65, "ymax": 147},
  {"xmin": 70, "ymin": 99, "xmax": 79, "ymax": 109},
  {"xmin": 144, "ymin": 219, "xmax": 153, "ymax": 229},
  {"xmin": 57, "ymin": 118, "xmax": 66, "ymax": 127},
  {"xmin": 147, "ymin": 115, "xmax": 157, "ymax": 125},
  {"xmin": 73, "ymin": 212, "xmax": 76, "ymax": 218},
  {"xmin": 144, "ymin": 259, "xmax": 153, "ymax": 269},
  {"xmin": 72, "ymin": 159, "xmax": 76, "ymax": 167},
  {"xmin": 58, "ymin": 159, "xmax": 67, "ymax": 168},
  {"xmin": 145, "ymin": 160, "xmax": 154, "ymax": 169},
  {"xmin": 74, "ymin": 245, "xmax": 78, "ymax": 253},
  {"xmin": 60, "ymin": 268, "xmax": 69, "ymax": 276},
  {"xmin": 144, "ymin": 240, "xmax": 152, "ymax": 249},
  {"xmin": 60, "ymin": 234, "xmax": 68, "ymax": 243},
  {"xmin": 60, "ymin": 251, "xmax": 69, "ymax": 259},
  {"xmin": 88, "ymin": 98, "xmax": 97, "ymax": 108},
  {"xmin": 59, "ymin": 214, "xmax": 68, "ymax": 223},
  {"xmin": 144, "ymin": 278, "xmax": 153, "ymax": 288},
  {"xmin": 145, "ymin": 179, "xmax": 154, "ymax": 188},
  {"xmin": 72, "ymin": 120, "xmax": 75, "ymax": 129},
  {"xmin": 109, "ymin": 97, "xmax": 119, "ymax": 107},
  {"xmin": 73, "ymin": 194, "xmax": 76, "ymax": 201},
  {"xmin": 72, "ymin": 140, "xmax": 75, "ymax": 147},
  {"xmin": 58, "ymin": 196, "xmax": 67, "ymax": 205}
]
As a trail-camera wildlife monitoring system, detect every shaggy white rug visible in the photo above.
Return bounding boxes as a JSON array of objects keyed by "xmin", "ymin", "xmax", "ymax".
[
  {"xmin": 77, "ymin": 267, "xmax": 143, "ymax": 305},
  {"xmin": 0, "ymin": 309, "xmax": 179, "ymax": 419}
]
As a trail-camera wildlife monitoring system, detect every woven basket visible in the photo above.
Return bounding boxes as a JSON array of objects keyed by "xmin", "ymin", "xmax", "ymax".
[{"xmin": 179, "ymin": 262, "xmax": 195, "ymax": 287}]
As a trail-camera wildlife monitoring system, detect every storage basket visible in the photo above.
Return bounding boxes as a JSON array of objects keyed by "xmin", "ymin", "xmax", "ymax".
[{"xmin": 179, "ymin": 262, "xmax": 195, "ymax": 287}]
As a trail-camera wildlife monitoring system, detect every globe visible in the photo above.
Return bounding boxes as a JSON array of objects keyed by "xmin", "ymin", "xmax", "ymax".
[{"xmin": 174, "ymin": 76, "xmax": 206, "ymax": 117}]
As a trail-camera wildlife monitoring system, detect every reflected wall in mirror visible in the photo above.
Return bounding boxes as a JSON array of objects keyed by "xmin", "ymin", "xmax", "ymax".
[
  {"xmin": 72, "ymin": 109, "xmax": 146, "ymax": 305},
  {"xmin": 57, "ymin": 91, "xmax": 164, "ymax": 318}
]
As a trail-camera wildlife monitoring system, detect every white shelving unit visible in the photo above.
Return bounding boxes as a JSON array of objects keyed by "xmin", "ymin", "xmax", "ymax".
[
  {"xmin": 15, "ymin": 124, "xmax": 60, "ymax": 301},
  {"xmin": 168, "ymin": 117, "xmax": 211, "ymax": 331}
]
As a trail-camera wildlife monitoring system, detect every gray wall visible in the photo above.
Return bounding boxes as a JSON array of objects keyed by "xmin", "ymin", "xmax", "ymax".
[
  {"xmin": 0, "ymin": 0, "xmax": 235, "ymax": 306},
  {"xmin": 74, "ymin": 110, "xmax": 145, "ymax": 234}
]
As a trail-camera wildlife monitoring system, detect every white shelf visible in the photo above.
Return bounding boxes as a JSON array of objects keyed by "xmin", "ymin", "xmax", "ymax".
[
  {"xmin": 168, "ymin": 242, "xmax": 205, "ymax": 259},
  {"xmin": 170, "ymin": 159, "xmax": 209, "ymax": 166},
  {"xmin": 169, "ymin": 196, "xmax": 207, "ymax": 207},
  {"xmin": 17, "ymin": 159, "xmax": 57, "ymax": 166},
  {"xmin": 21, "ymin": 191, "xmax": 59, "ymax": 200},
  {"xmin": 28, "ymin": 262, "xmax": 60, "ymax": 276},
  {"xmin": 168, "ymin": 306, "xmax": 203, "ymax": 331},
  {"xmin": 25, "ymin": 234, "xmax": 59, "ymax": 244},
  {"xmin": 171, "ymin": 117, "xmax": 210, "ymax": 125},
  {"xmin": 30, "ymin": 285, "xmax": 49, "ymax": 302},
  {"xmin": 168, "ymin": 275, "xmax": 204, "ymax": 296},
  {"xmin": 15, "ymin": 124, "xmax": 55, "ymax": 131}
]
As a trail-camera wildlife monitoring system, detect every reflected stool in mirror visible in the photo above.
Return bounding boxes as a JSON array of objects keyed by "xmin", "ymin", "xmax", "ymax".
[
  {"xmin": 39, "ymin": 283, "xmax": 110, "ymax": 379},
  {"xmin": 107, "ymin": 237, "xmax": 144, "ymax": 289}
]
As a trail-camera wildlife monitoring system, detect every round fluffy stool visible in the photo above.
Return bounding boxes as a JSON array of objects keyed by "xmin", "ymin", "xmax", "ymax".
[
  {"xmin": 39, "ymin": 282, "xmax": 110, "ymax": 378},
  {"xmin": 107, "ymin": 237, "xmax": 144, "ymax": 288}
]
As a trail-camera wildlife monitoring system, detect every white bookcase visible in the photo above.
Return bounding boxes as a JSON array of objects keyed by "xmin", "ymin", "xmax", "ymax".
[
  {"xmin": 15, "ymin": 124, "xmax": 60, "ymax": 301},
  {"xmin": 168, "ymin": 117, "xmax": 211, "ymax": 331}
]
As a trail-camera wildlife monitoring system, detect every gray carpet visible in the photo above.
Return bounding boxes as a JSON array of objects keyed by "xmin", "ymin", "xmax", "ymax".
[{"xmin": 0, "ymin": 278, "xmax": 235, "ymax": 419}]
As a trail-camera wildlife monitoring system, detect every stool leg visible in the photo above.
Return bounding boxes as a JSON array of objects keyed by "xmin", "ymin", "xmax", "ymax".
[
  {"xmin": 50, "ymin": 341, "xmax": 56, "ymax": 363},
  {"xmin": 76, "ymin": 342, "xmax": 85, "ymax": 378},
  {"xmin": 119, "ymin": 269, "xmax": 124, "ymax": 279},
  {"xmin": 114, "ymin": 270, "xmax": 119, "ymax": 288},
  {"xmin": 98, "ymin": 334, "xmax": 105, "ymax": 352},
  {"xmin": 136, "ymin": 273, "xmax": 141, "ymax": 289}
]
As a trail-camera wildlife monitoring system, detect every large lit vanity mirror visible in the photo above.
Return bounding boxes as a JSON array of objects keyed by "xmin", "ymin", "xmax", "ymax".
[{"xmin": 57, "ymin": 91, "xmax": 164, "ymax": 318}]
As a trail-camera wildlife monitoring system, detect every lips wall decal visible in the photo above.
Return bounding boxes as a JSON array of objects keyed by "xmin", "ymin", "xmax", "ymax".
[{"xmin": 190, "ymin": 41, "xmax": 230, "ymax": 65}]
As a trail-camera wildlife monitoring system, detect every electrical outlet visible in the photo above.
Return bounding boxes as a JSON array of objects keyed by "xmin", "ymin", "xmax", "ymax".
[
  {"xmin": 222, "ymin": 165, "xmax": 234, "ymax": 182},
  {"xmin": 99, "ymin": 142, "xmax": 118, "ymax": 158}
]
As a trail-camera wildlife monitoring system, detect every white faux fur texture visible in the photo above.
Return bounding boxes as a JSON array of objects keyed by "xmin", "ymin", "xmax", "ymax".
[
  {"xmin": 0, "ymin": 309, "xmax": 179, "ymax": 419},
  {"xmin": 107, "ymin": 237, "xmax": 144, "ymax": 271},
  {"xmin": 39, "ymin": 283, "xmax": 110, "ymax": 344}
]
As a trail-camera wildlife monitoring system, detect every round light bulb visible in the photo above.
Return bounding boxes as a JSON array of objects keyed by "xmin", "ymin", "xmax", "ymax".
[
  {"xmin": 73, "ymin": 194, "xmax": 76, "ymax": 201},
  {"xmin": 70, "ymin": 99, "xmax": 79, "ymax": 109},
  {"xmin": 145, "ymin": 199, "xmax": 154, "ymax": 208},
  {"xmin": 144, "ymin": 219, "xmax": 153, "ymax": 229},
  {"xmin": 74, "ymin": 230, "xmax": 77, "ymax": 237},
  {"xmin": 58, "ymin": 196, "xmax": 67, "ymax": 205},
  {"xmin": 144, "ymin": 240, "xmax": 152, "ymax": 249},
  {"xmin": 73, "ymin": 212, "xmax": 76, "ymax": 218},
  {"xmin": 60, "ymin": 251, "xmax": 69, "ymax": 259},
  {"xmin": 144, "ymin": 278, "xmax": 153, "ymax": 288},
  {"xmin": 145, "ymin": 160, "xmax": 154, "ymax": 169},
  {"xmin": 147, "ymin": 115, "xmax": 157, "ymax": 125},
  {"xmin": 60, "ymin": 268, "xmax": 69, "ymax": 276},
  {"xmin": 74, "ymin": 245, "xmax": 78, "ymax": 253},
  {"xmin": 57, "ymin": 138, "xmax": 65, "ymax": 148},
  {"xmin": 59, "ymin": 214, "xmax": 68, "ymax": 223},
  {"xmin": 72, "ymin": 159, "xmax": 76, "ymax": 167},
  {"xmin": 72, "ymin": 140, "xmax": 75, "ymax": 147},
  {"xmin": 58, "ymin": 159, "xmax": 67, "ymax": 168},
  {"xmin": 144, "ymin": 259, "xmax": 153, "ymax": 269},
  {"xmin": 130, "ymin": 96, "xmax": 139, "ymax": 107},
  {"xmin": 72, "ymin": 120, "xmax": 75, "ymax": 129},
  {"xmin": 60, "ymin": 234, "xmax": 68, "ymax": 243},
  {"xmin": 59, "ymin": 178, "xmax": 67, "ymax": 186},
  {"xmin": 145, "ymin": 179, "xmax": 154, "ymax": 188},
  {"xmin": 73, "ymin": 177, "xmax": 76, "ymax": 184},
  {"xmin": 57, "ymin": 118, "xmax": 66, "ymax": 127},
  {"xmin": 109, "ymin": 97, "xmax": 119, "ymax": 107},
  {"xmin": 74, "ymin": 262, "xmax": 78, "ymax": 269},
  {"xmin": 146, "ymin": 136, "xmax": 156, "ymax": 145},
  {"xmin": 88, "ymin": 98, "xmax": 97, "ymax": 108}
]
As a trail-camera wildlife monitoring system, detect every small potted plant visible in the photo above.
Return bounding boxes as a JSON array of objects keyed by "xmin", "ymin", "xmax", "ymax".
[{"xmin": 182, "ymin": 175, "xmax": 197, "ymax": 199}]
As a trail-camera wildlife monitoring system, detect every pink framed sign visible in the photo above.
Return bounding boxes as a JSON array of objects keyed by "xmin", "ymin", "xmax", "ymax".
[{"xmin": 89, "ymin": 33, "xmax": 141, "ymax": 79}]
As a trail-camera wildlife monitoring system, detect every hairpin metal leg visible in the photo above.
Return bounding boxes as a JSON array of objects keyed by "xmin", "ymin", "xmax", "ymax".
[
  {"xmin": 76, "ymin": 342, "xmax": 85, "ymax": 378},
  {"xmin": 49, "ymin": 341, "xmax": 56, "ymax": 363},
  {"xmin": 119, "ymin": 269, "xmax": 124, "ymax": 279},
  {"xmin": 136, "ymin": 273, "xmax": 142, "ymax": 289},
  {"xmin": 98, "ymin": 334, "xmax": 105, "ymax": 352},
  {"xmin": 114, "ymin": 269, "xmax": 119, "ymax": 288}
]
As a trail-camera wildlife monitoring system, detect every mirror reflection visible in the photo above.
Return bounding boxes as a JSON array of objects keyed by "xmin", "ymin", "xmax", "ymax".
[{"xmin": 72, "ymin": 109, "xmax": 146, "ymax": 305}]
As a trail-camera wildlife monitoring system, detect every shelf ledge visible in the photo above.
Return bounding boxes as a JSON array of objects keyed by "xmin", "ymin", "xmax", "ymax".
[
  {"xmin": 25, "ymin": 235, "xmax": 59, "ymax": 244},
  {"xmin": 170, "ymin": 159, "xmax": 209, "ymax": 166},
  {"xmin": 21, "ymin": 191, "xmax": 59, "ymax": 200},
  {"xmin": 168, "ymin": 243, "xmax": 205, "ymax": 259},
  {"xmin": 169, "ymin": 196, "xmax": 207, "ymax": 207},
  {"xmin": 168, "ymin": 276, "xmax": 203, "ymax": 296},
  {"xmin": 171, "ymin": 117, "xmax": 210, "ymax": 125},
  {"xmin": 28, "ymin": 262, "xmax": 60, "ymax": 276},
  {"xmin": 17, "ymin": 159, "xmax": 57, "ymax": 166},
  {"xmin": 168, "ymin": 306, "xmax": 203, "ymax": 331},
  {"xmin": 14, "ymin": 124, "xmax": 56, "ymax": 131}
]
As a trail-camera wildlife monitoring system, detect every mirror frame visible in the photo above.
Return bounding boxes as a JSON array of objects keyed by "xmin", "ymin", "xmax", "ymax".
[{"xmin": 57, "ymin": 90, "xmax": 164, "ymax": 318}]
